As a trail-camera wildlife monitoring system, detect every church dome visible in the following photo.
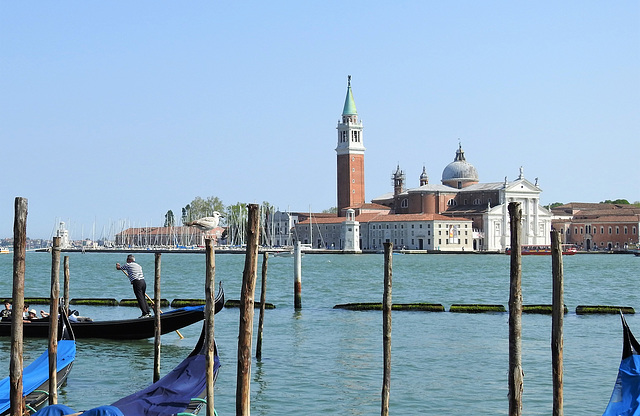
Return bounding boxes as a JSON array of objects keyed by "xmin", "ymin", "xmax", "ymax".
[{"xmin": 441, "ymin": 144, "xmax": 478, "ymax": 188}]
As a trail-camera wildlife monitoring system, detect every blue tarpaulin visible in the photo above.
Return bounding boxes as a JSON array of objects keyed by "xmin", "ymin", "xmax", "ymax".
[
  {"xmin": 603, "ymin": 315, "xmax": 640, "ymax": 416},
  {"xmin": 0, "ymin": 339, "xmax": 76, "ymax": 414}
]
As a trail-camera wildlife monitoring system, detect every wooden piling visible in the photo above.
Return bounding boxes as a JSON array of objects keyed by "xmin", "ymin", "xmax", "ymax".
[
  {"xmin": 256, "ymin": 251, "xmax": 268, "ymax": 360},
  {"xmin": 10, "ymin": 197, "xmax": 27, "ymax": 416},
  {"xmin": 236, "ymin": 204, "xmax": 259, "ymax": 416},
  {"xmin": 48, "ymin": 236, "xmax": 61, "ymax": 405},
  {"xmin": 63, "ymin": 256, "xmax": 70, "ymax": 316},
  {"xmin": 293, "ymin": 241, "xmax": 302, "ymax": 309},
  {"xmin": 551, "ymin": 230, "xmax": 564, "ymax": 416},
  {"xmin": 205, "ymin": 238, "xmax": 216, "ymax": 416},
  {"xmin": 153, "ymin": 252, "xmax": 162, "ymax": 383},
  {"xmin": 508, "ymin": 202, "xmax": 523, "ymax": 416},
  {"xmin": 381, "ymin": 242, "xmax": 393, "ymax": 416}
]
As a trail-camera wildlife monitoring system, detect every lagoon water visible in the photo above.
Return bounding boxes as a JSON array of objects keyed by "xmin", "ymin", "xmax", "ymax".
[{"xmin": 0, "ymin": 251, "xmax": 639, "ymax": 415}]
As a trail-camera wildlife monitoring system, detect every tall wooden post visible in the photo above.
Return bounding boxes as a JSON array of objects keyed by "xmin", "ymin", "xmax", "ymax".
[
  {"xmin": 256, "ymin": 251, "xmax": 268, "ymax": 360},
  {"xmin": 236, "ymin": 204, "xmax": 259, "ymax": 416},
  {"xmin": 48, "ymin": 236, "xmax": 61, "ymax": 404},
  {"xmin": 63, "ymin": 256, "xmax": 70, "ymax": 316},
  {"xmin": 551, "ymin": 230, "xmax": 564, "ymax": 416},
  {"xmin": 508, "ymin": 202, "xmax": 523, "ymax": 416},
  {"xmin": 153, "ymin": 252, "xmax": 162, "ymax": 383},
  {"xmin": 10, "ymin": 197, "xmax": 27, "ymax": 416},
  {"xmin": 205, "ymin": 238, "xmax": 216, "ymax": 416},
  {"xmin": 381, "ymin": 242, "xmax": 393, "ymax": 416},
  {"xmin": 293, "ymin": 241, "xmax": 302, "ymax": 309}
]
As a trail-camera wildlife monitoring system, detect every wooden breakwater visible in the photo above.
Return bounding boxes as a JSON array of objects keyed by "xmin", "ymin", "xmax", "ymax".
[
  {"xmin": 1, "ymin": 296, "xmax": 247, "ymax": 309},
  {"xmin": 333, "ymin": 302, "xmax": 632, "ymax": 314}
]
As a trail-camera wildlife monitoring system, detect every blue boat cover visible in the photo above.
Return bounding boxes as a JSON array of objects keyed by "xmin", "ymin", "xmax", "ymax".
[
  {"xmin": 111, "ymin": 351, "xmax": 219, "ymax": 416},
  {"xmin": 603, "ymin": 316, "xmax": 640, "ymax": 416},
  {"xmin": 31, "ymin": 404, "xmax": 77, "ymax": 416},
  {"xmin": 33, "ymin": 404, "xmax": 124, "ymax": 416},
  {"xmin": 0, "ymin": 339, "xmax": 76, "ymax": 414},
  {"xmin": 161, "ymin": 305, "xmax": 205, "ymax": 316},
  {"xmin": 34, "ymin": 331, "xmax": 219, "ymax": 416}
]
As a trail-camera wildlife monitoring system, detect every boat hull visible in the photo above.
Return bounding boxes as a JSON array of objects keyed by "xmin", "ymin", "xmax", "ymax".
[{"xmin": 0, "ymin": 285, "xmax": 223, "ymax": 340}]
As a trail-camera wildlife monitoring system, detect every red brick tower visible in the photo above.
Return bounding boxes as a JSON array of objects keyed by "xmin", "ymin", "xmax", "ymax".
[{"xmin": 336, "ymin": 76, "xmax": 365, "ymax": 216}]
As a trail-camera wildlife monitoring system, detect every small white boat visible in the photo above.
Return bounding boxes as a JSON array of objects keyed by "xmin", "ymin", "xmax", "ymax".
[{"xmin": 0, "ymin": 248, "xmax": 9, "ymax": 254}]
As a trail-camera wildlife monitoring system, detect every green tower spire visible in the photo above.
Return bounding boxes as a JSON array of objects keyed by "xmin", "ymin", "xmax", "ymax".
[{"xmin": 342, "ymin": 75, "xmax": 357, "ymax": 116}]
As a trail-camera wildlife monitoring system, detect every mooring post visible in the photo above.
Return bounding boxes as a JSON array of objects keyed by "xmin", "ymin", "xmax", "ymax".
[
  {"xmin": 48, "ymin": 236, "xmax": 61, "ymax": 405},
  {"xmin": 293, "ymin": 241, "xmax": 302, "ymax": 309},
  {"xmin": 508, "ymin": 202, "xmax": 523, "ymax": 416},
  {"xmin": 236, "ymin": 204, "xmax": 259, "ymax": 416},
  {"xmin": 256, "ymin": 251, "xmax": 268, "ymax": 360},
  {"xmin": 63, "ymin": 256, "xmax": 70, "ymax": 316},
  {"xmin": 10, "ymin": 197, "xmax": 27, "ymax": 416},
  {"xmin": 205, "ymin": 238, "xmax": 216, "ymax": 416},
  {"xmin": 153, "ymin": 252, "xmax": 162, "ymax": 383},
  {"xmin": 381, "ymin": 242, "xmax": 393, "ymax": 416},
  {"xmin": 551, "ymin": 230, "xmax": 564, "ymax": 416}
]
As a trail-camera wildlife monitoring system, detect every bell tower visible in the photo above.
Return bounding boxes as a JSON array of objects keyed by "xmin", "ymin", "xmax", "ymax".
[{"xmin": 336, "ymin": 76, "xmax": 365, "ymax": 216}]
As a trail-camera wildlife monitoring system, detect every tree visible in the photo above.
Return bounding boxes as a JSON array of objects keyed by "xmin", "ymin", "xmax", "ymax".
[
  {"xmin": 545, "ymin": 202, "xmax": 564, "ymax": 210},
  {"xmin": 601, "ymin": 199, "xmax": 630, "ymax": 205},
  {"xmin": 181, "ymin": 196, "xmax": 225, "ymax": 224},
  {"xmin": 322, "ymin": 207, "xmax": 338, "ymax": 214},
  {"xmin": 164, "ymin": 210, "xmax": 175, "ymax": 227}
]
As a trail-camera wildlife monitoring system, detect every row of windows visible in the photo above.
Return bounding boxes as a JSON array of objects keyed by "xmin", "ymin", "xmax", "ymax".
[
  {"xmin": 567, "ymin": 225, "xmax": 637, "ymax": 235},
  {"xmin": 370, "ymin": 223, "xmax": 469, "ymax": 230},
  {"xmin": 403, "ymin": 197, "xmax": 493, "ymax": 207}
]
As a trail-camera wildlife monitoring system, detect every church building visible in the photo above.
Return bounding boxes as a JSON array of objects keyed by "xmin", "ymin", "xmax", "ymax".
[{"xmin": 293, "ymin": 77, "xmax": 553, "ymax": 252}]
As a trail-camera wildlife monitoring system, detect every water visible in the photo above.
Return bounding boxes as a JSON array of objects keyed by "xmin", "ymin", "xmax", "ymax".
[{"xmin": 0, "ymin": 252, "xmax": 638, "ymax": 415}]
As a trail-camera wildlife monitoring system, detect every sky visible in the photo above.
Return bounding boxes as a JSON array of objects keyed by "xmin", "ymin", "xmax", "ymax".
[{"xmin": 1, "ymin": 1, "xmax": 638, "ymax": 240}]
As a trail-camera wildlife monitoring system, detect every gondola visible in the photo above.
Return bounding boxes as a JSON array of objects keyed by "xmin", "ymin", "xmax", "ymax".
[
  {"xmin": 33, "ymin": 321, "xmax": 220, "ymax": 416},
  {"xmin": 0, "ymin": 305, "xmax": 76, "ymax": 415},
  {"xmin": 602, "ymin": 314, "xmax": 640, "ymax": 416},
  {"xmin": 0, "ymin": 283, "xmax": 224, "ymax": 340}
]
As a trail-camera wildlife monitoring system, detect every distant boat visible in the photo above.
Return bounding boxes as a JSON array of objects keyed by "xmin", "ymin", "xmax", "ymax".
[
  {"xmin": 0, "ymin": 248, "xmax": 9, "ymax": 254},
  {"xmin": 602, "ymin": 314, "xmax": 640, "ymax": 416},
  {"xmin": 271, "ymin": 250, "xmax": 303, "ymax": 258},
  {"xmin": 505, "ymin": 244, "xmax": 577, "ymax": 255}
]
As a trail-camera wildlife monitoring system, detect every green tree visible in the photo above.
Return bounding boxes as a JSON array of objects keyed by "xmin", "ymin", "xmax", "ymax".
[
  {"xmin": 181, "ymin": 196, "xmax": 225, "ymax": 224},
  {"xmin": 164, "ymin": 210, "xmax": 175, "ymax": 227},
  {"xmin": 322, "ymin": 206, "xmax": 338, "ymax": 214},
  {"xmin": 601, "ymin": 199, "xmax": 630, "ymax": 205},
  {"xmin": 545, "ymin": 202, "xmax": 564, "ymax": 210}
]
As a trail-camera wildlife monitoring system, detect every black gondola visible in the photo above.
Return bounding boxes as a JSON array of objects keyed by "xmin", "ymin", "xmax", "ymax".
[
  {"xmin": 0, "ymin": 305, "xmax": 76, "ymax": 415},
  {"xmin": 0, "ymin": 283, "xmax": 224, "ymax": 340}
]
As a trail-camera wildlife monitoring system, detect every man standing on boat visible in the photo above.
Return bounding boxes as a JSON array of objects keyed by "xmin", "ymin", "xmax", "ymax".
[{"xmin": 116, "ymin": 255, "xmax": 151, "ymax": 318}]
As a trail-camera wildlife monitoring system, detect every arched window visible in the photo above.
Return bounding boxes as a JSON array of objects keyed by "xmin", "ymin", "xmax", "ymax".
[
  {"xmin": 401, "ymin": 199, "xmax": 408, "ymax": 208},
  {"xmin": 447, "ymin": 199, "xmax": 457, "ymax": 207}
]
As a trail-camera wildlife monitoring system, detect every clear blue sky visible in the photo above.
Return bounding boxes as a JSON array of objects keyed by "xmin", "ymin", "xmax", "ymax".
[{"xmin": 1, "ymin": 2, "xmax": 638, "ymax": 240}]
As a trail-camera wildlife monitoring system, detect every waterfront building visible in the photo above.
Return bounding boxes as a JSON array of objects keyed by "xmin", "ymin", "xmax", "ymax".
[
  {"xmin": 551, "ymin": 203, "xmax": 640, "ymax": 251},
  {"xmin": 291, "ymin": 76, "xmax": 552, "ymax": 252}
]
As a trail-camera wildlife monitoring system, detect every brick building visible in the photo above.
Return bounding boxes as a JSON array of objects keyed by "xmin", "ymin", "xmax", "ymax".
[{"xmin": 551, "ymin": 203, "xmax": 640, "ymax": 251}]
